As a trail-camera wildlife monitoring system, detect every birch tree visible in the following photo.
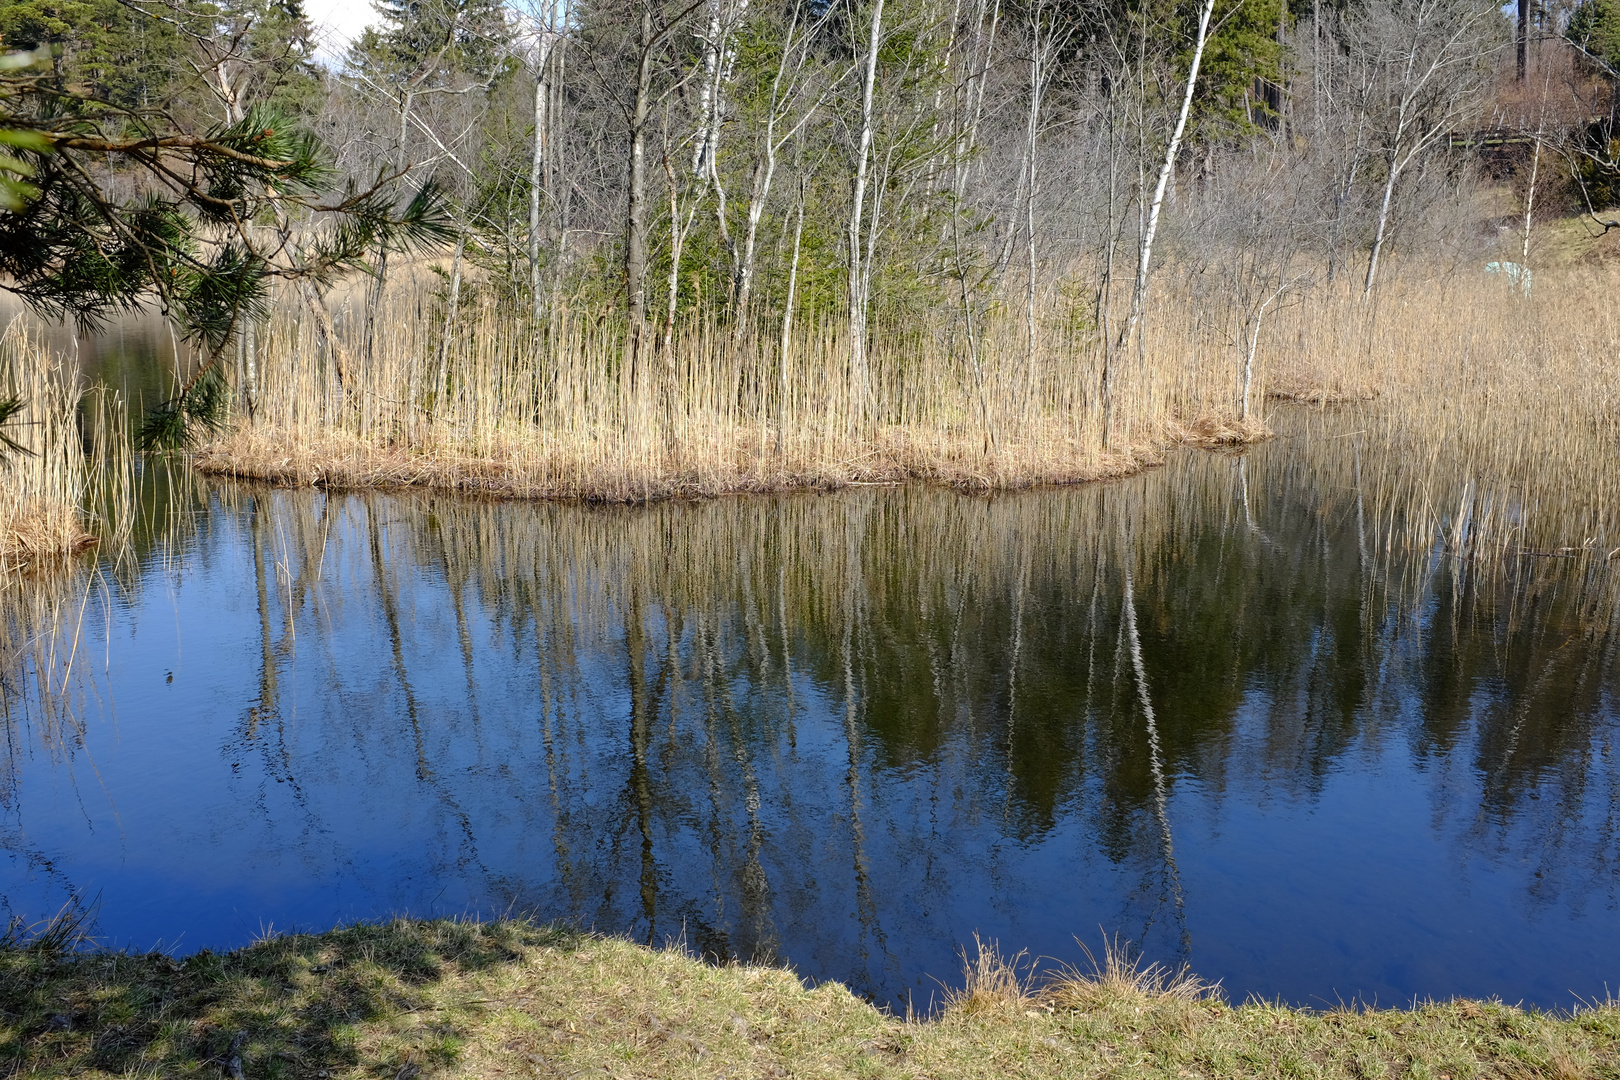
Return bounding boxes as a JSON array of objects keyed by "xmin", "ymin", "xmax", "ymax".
[
  {"xmin": 731, "ymin": 0, "xmax": 848, "ymax": 316},
  {"xmin": 521, "ymin": 0, "xmax": 565, "ymax": 319},
  {"xmin": 846, "ymin": 0, "xmax": 887, "ymax": 432},
  {"xmin": 1352, "ymin": 0, "xmax": 1499, "ymax": 295},
  {"xmin": 616, "ymin": 0, "xmax": 707, "ymax": 376},
  {"xmin": 1105, "ymin": 0, "xmax": 1218, "ymax": 448}
]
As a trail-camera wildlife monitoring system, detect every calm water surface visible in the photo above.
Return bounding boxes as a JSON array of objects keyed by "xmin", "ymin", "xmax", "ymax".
[{"xmin": 2, "ymin": 414, "xmax": 1617, "ymax": 1011}]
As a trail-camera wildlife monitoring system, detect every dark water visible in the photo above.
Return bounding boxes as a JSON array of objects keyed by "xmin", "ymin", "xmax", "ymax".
[{"xmin": 2, "ymin": 417, "xmax": 1618, "ymax": 1012}]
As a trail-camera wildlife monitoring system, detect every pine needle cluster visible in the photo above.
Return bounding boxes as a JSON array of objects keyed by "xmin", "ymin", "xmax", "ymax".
[{"xmin": 0, "ymin": 47, "xmax": 453, "ymax": 449}]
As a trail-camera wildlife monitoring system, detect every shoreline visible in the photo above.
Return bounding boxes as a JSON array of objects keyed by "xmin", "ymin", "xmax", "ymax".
[{"xmin": 4, "ymin": 916, "xmax": 1615, "ymax": 1078}]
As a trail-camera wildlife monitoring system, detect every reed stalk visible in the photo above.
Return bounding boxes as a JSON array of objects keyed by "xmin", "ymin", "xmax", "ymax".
[
  {"xmin": 193, "ymin": 257, "xmax": 1620, "ymax": 575},
  {"xmin": 195, "ymin": 271, "xmax": 1271, "ymax": 502},
  {"xmin": 0, "ymin": 320, "xmax": 133, "ymax": 570}
]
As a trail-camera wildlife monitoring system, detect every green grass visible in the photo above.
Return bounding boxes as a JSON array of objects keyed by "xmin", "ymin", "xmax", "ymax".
[{"xmin": 2, "ymin": 918, "xmax": 1616, "ymax": 1078}]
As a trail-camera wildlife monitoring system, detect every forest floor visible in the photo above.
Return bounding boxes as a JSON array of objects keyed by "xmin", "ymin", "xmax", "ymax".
[{"xmin": 4, "ymin": 918, "xmax": 1617, "ymax": 1079}]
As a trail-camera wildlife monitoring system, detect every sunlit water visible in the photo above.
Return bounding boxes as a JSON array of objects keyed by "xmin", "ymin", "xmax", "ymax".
[{"xmin": 2, "ymin": 411, "xmax": 1617, "ymax": 1011}]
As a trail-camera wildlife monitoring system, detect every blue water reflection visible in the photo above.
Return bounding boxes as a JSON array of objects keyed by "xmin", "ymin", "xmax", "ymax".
[{"xmin": 2, "ymin": 419, "xmax": 1616, "ymax": 1010}]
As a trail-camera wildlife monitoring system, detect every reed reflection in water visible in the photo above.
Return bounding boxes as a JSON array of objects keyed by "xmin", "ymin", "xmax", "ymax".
[{"xmin": 1, "ymin": 413, "xmax": 1617, "ymax": 1010}]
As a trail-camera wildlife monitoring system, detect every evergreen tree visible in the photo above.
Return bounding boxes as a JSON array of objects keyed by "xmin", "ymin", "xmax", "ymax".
[
  {"xmin": 345, "ymin": 0, "xmax": 513, "ymax": 86},
  {"xmin": 0, "ymin": 33, "xmax": 450, "ymax": 447},
  {"xmin": 1568, "ymin": 0, "xmax": 1620, "ymax": 74},
  {"xmin": 0, "ymin": 0, "xmax": 188, "ymax": 107},
  {"xmin": 1191, "ymin": 0, "xmax": 1285, "ymax": 133}
]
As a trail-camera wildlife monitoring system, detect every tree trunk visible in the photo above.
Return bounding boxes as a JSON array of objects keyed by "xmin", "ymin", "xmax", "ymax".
[
  {"xmin": 300, "ymin": 282, "xmax": 351, "ymax": 396},
  {"xmin": 623, "ymin": 0, "xmax": 707, "ymax": 379},
  {"xmin": 662, "ymin": 153, "xmax": 700, "ymax": 376},
  {"xmin": 1112, "ymin": 0, "xmax": 1217, "ymax": 407},
  {"xmin": 736, "ymin": 154, "xmax": 774, "ymax": 316},
  {"xmin": 1099, "ymin": 83, "xmax": 1120, "ymax": 447},
  {"xmin": 1521, "ymin": 135, "xmax": 1541, "ymax": 264},
  {"xmin": 1311, "ymin": 0, "xmax": 1321, "ymax": 137},
  {"xmin": 957, "ymin": 0, "xmax": 1001, "ymax": 201},
  {"xmin": 1021, "ymin": 10, "xmax": 1044, "ymax": 421},
  {"xmin": 239, "ymin": 316, "xmax": 258, "ymax": 421},
  {"xmin": 846, "ymin": 0, "xmax": 886, "ymax": 432},
  {"xmin": 625, "ymin": 9, "xmax": 657, "ymax": 381},
  {"xmin": 695, "ymin": 0, "xmax": 740, "ymax": 282},
  {"xmin": 433, "ymin": 229, "xmax": 467, "ymax": 417},
  {"xmin": 778, "ymin": 174, "xmax": 807, "ymax": 456},
  {"xmin": 736, "ymin": 0, "xmax": 825, "ymax": 318},
  {"xmin": 1239, "ymin": 283, "xmax": 1286, "ymax": 420},
  {"xmin": 1516, "ymin": 0, "xmax": 1528, "ymax": 81},
  {"xmin": 693, "ymin": 0, "xmax": 724, "ymax": 175},
  {"xmin": 528, "ymin": 36, "xmax": 554, "ymax": 322},
  {"xmin": 1363, "ymin": 153, "xmax": 1397, "ymax": 295}
]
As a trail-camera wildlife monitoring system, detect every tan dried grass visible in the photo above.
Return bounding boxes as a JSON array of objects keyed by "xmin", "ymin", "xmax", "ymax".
[
  {"xmin": 197, "ymin": 275, "xmax": 1270, "ymax": 502},
  {"xmin": 1044, "ymin": 937, "xmax": 1218, "ymax": 1012},
  {"xmin": 1263, "ymin": 261, "xmax": 1620, "ymax": 557},
  {"xmin": 196, "ymin": 255, "xmax": 1620, "ymax": 570},
  {"xmin": 940, "ymin": 935, "xmax": 1038, "ymax": 1016},
  {"xmin": 0, "ymin": 321, "xmax": 131, "ymax": 568}
]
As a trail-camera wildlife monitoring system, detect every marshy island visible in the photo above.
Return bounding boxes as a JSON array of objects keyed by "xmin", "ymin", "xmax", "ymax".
[{"xmin": 1, "ymin": 0, "xmax": 1619, "ymax": 1074}]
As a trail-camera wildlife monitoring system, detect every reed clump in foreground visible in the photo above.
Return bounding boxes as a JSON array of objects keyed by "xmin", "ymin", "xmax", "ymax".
[{"xmin": 3, "ymin": 915, "xmax": 1615, "ymax": 1079}]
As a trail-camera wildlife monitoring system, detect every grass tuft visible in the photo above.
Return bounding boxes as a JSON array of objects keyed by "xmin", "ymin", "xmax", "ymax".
[
  {"xmin": 0, "ymin": 897, "xmax": 98, "ymax": 954},
  {"xmin": 940, "ymin": 934, "xmax": 1036, "ymax": 1016},
  {"xmin": 1044, "ymin": 936, "xmax": 1217, "ymax": 1012}
]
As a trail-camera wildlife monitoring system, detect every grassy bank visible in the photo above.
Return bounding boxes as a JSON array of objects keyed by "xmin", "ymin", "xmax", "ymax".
[{"xmin": 3, "ymin": 917, "xmax": 1616, "ymax": 1078}]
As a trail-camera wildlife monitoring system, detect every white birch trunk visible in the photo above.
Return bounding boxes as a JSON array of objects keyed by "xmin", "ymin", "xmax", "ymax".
[
  {"xmin": 846, "ymin": 0, "xmax": 886, "ymax": 428},
  {"xmin": 1114, "ymin": 0, "xmax": 1218, "ymax": 363},
  {"xmin": 778, "ymin": 175, "xmax": 807, "ymax": 455},
  {"xmin": 1363, "ymin": 155, "xmax": 1398, "ymax": 294},
  {"xmin": 1021, "ymin": 14, "xmax": 1045, "ymax": 418},
  {"xmin": 528, "ymin": 32, "xmax": 555, "ymax": 321},
  {"xmin": 1521, "ymin": 134, "xmax": 1540, "ymax": 264}
]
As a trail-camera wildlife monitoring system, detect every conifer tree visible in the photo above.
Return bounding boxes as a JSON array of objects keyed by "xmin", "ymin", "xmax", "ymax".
[
  {"xmin": 1569, "ymin": 0, "xmax": 1620, "ymax": 75},
  {"xmin": 0, "ymin": 15, "xmax": 451, "ymax": 449}
]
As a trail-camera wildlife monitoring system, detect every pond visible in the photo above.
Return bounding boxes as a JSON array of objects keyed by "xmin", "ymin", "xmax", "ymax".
[{"xmin": 1, "ymin": 406, "xmax": 1617, "ymax": 1013}]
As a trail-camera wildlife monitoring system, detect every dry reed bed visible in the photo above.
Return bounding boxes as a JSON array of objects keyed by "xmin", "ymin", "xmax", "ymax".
[
  {"xmin": 1265, "ymin": 263, "xmax": 1620, "ymax": 557},
  {"xmin": 0, "ymin": 323, "xmax": 128, "ymax": 568},
  {"xmin": 195, "ymin": 276, "xmax": 1273, "ymax": 501},
  {"xmin": 0, "ymin": 319, "xmax": 136, "ymax": 570},
  {"xmin": 196, "ymin": 261, "xmax": 1619, "ymax": 564}
]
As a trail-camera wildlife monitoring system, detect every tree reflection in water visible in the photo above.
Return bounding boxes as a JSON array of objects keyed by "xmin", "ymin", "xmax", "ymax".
[{"xmin": 1, "ymin": 412, "xmax": 1617, "ymax": 1009}]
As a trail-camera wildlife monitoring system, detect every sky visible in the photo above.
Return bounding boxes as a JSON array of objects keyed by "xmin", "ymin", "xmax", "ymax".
[{"xmin": 303, "ymin": 0, "xmax": 381, "ymax": 64}]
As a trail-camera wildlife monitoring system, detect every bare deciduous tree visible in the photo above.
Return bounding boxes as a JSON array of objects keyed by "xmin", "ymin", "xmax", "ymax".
[{"xmin": 1349, "ymin": 0, "xmax": 1501, "ymax": 295}]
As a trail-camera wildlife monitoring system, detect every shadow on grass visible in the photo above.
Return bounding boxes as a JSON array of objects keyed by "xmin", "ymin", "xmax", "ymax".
[{"xmin": 0, "ymin": 916, "xmax": 583, "ymax": 1078}]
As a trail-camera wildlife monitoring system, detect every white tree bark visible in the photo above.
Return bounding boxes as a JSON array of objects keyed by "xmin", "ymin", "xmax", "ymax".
[
  {"xmin": 846, "ymin": 0, "xmax": 886, "ymax": 428},
  {"xmin": 734, "ymin": 0, "xmax": 840, "ymax": 315},
  {"xmin": 1114, "ymin": 0, "xmax": 1217, "ymax": 364},
  {"xmin": 777, "ymin": 174, "xmax": 807, "ymax": 453},
  {"xmin": 528, "ymin": 23, "xmax": 557, "ymax": 321},
  {"xmin": 1021, "ymin": 8, "xmax": 1048, "ymax": 419},
  {"xmin": 1103, "ymin": 0, "xmax": 1216, "ymax": 448}
]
